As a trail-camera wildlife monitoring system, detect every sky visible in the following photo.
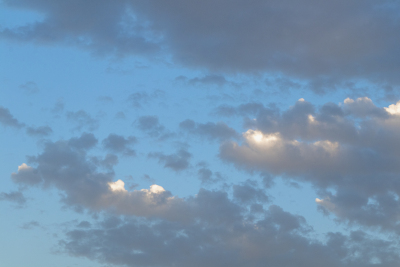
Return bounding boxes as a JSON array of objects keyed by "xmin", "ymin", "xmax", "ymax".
[{"xmin": 1, "ymin": 1, "xmax": 400, "ymax": 266}]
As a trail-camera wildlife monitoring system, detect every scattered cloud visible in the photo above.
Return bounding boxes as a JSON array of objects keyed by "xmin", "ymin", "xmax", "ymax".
[
  {"xmin": 66, "ymin": 110, "xmax": 99, "ymax": 131},
  {"xmin": 0, "ymin": 106, "xmax": 25, "ymax": 128}
]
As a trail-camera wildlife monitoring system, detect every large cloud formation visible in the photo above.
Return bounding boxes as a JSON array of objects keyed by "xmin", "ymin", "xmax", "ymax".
[
  {"xmin": 2, "ymin": 0, "xmax": 400, "ymax": 88},
  {"xmin": 220, "ymin": 97, "xmax": 400, "ymax": 232},
  {"xmin": 8, "ymin": 127, "xmax": 400, "ymax": 266}
]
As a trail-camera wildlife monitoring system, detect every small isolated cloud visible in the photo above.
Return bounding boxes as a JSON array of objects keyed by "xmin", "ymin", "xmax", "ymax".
[
  {"xmin": 102, "ymin": 134, "xmax": 137, "ymax": 156},
  {"xmin": 51, "ymin": 99, "xmax": 65, "ymax": 114},
  {"xmin": 135, "ymin": 115, "xmax": 174, "ymax": 140},
  {"xmin": 176, "ymin": 74, "xmax": 239, "ymax": 88},
  {"xmin": 26, "ymin": 125, "xmax": 53, "ymax": 137},
  {"xmin": 66, "ymin": 110, "xmax": 99, "ymax": 131},
  {"xmin": 0, "ymin": 106, "xmax": 25, "ymax": 128},
  {"xmin": 128, "ymin": 90, "xmax": 165, "ymax": 109},
  {"xmin": 148, "ymin": 149, "xmax": 191, "ymax": 172},
  {"xmin": 97, "ymin": 96, "xmax": 113, "ymax": 103},
  {"xmin": 0, "ymin": 191, "xmax": 26, "ymax": 205},
  {"xmin": 19, "ymin": 81, "xmax": 39, "ymax": 94},
  {"xmin": 179, "ymin": 119, "xmax": 239, "ymax": 142},
  {"xmin": 20, "ymin": 220, "xmax": 40, "ymax": 230},
  {"xmin": 114, "ymin": 111, "xmax": 126, "ymax": 119}
]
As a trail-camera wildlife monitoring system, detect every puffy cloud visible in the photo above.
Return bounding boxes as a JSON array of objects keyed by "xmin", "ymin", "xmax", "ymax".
[
  {"xmin": 0, "ymin": 106, "xmax": 25, "ymax": 128},
  {"xmin": 220, "ymin": 98, "xmax": 400, "ymax": 231}
]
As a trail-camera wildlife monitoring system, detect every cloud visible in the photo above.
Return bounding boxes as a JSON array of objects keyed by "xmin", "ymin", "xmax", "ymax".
[
  {"xmin": 26, "ymin": 125, "xmax": 53, "ymax": 137},
  {"xmin": 8, "ymin": 132, "xmax": 400, "ymax": 266},
  {"xmin": 0, "ymin": 106, "xmax": 25, "ymax": 128},
  {"xmin": 0, "ymin": 190, "xmax": 26, "ymax": 205},
  {"xmin": 20, "ymin": 220, "xmax": 41, "ymax": 230},
  {"xmin": 127, "ymin": 90, "xmax": 165, "ymax": 108},
  {"xmin": 0, "ymin": 0, "xmax": 159, "ymax": 57},
  {"xmin": 220, "ymin": 97, "xmax": 400, "ymax": 231},
  {"xmin": 60, "ymin": 207, "xmax": 400, "ymax": 267},
  {"xmin": 19, "ymin": 81, "xmax": 39, "ymax": 94},
  {"xmin": 135, "ymin": 115, "xmax": 174, "ymax": 140},
  {"xmin": 66, "ymin": 110, "xmax": 99, "ymax": 131},
  {"xmin": 102, "ymin": 134, "xmax": 137, "ymax": 156},
  {"xmin": 179, "ymin": 119, "xmax": 239, "ymax": 142},
  {"xmin": 148, "ymin": 149, "xmax": 191, "ymax": 172},
  {"xmin": 3, "ymin": 1, "xmax": 400, "ymax": 88}
]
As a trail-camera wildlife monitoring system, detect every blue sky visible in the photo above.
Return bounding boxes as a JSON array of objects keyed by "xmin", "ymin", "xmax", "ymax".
[{"xmin": 2, "ymin": 1, "xmax": 400, "ymax": 266}]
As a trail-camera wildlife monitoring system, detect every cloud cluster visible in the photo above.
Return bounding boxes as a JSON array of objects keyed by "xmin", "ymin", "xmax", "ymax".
[
  {"xmin": 8, "ymin": 129, "xmax": 400, "ymax": 266},
  {"xmin": 220, "ymin": 97, "xmax": 400, "ymax": 232}
]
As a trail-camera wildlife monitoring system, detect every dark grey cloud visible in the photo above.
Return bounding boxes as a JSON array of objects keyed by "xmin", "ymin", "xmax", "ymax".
[
  {"xmin": 3, "ymin": 1, "xmax": 400, "ymax": 89},
  {"xmin": 180, "ymin": 119, "xmax": 239, "ymax": 142},
  {"xmin": 220, "ymin": 97, "xmax": 400, "ymax": 231},
  {"xmin": 0, "ymin": 106, "xmax": 25, "ymax": 128},
  {"xmin": 26, "ymin": 125, "xmax": 53, "ymax": 137},
  {"xmin": 66, "ymin": 110, "xmax": 99, "ymax": 131},
  {"xmin": 0, "ymin": 190, "xmax": 26, "ymax": 205},
  {"xmin": 102, "ymin": 134, "xmax": 137, "ymax": 156},
  {"xmin": 148, "ymin": 149, "xmax": 191, "ymax": 172}
]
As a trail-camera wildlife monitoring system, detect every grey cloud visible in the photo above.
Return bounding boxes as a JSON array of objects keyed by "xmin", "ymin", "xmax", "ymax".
[
  {"xmin": 66, "ymin": 110, "xmax": 99, "ymax": 131},
  {"xmin": 1, "ymin": 0, "xmax": 159, "ymax": 57},
  {"xmin": 136, "ymin": 115, "xmax": 173, "ymax": 140},
  {"xmin": 219, "ymin": 97, "xmax": 400, "ymax": 231},
  {"xmin": 0, "ymin": 190, "xmax": 26, "ymax": 205},
  {"xmin": 197, "ymin": 167, "xmax": 223, "ymax": 184},
  {"xmin": 180, "ymin": 119, "xmax": 239, "ymax": 142},
  {"xmin": 148, "ymin": 149, "xmax": 191, "ymax": 172},
  {"xmin": 232, "ymin": 180, "xmax": 269, "ymax": 204},
  {"xmin": 4, "ymin": 1, "xmax": 400, "ymax": 89},
  {"xmin": 102, "ymin": 134, "xmax": 137, "ymax": 156},
  {"xmin": 26, "ymin": 125, "xmax": 53, "ymax": 137},
  {"xmin": 0, "ymin": 106, "xmax": 25, "ymax": 128},
  {"xmin": 20, "ymin": 220, "xmax": 40, "ymax": 230},
  {"xmin": 19, "ymin": 81, "xmax": 39, "ymax": 94},
  {"xmin": 176, "ymin": 74, "xmax": 238, "ymax": 88},
  {"xmin": 97, "ymin": 96, "xmax": 113, "ymax": 103},
  {"xmin": 128, "ymin": 90, "xmax": 165, "ymax": 108},
  {"xmin": 68, "ymin": 132, "xmax": 98, "ymax": 150},
  {"xmin": 114, "ymin": 111, "xmax": 126, "ymax": 119},
  {"xmin": 51, "ymin": 98, "xmax": 64, "ymax": 114},
  {"xmin": 60, "ymin": 208, "xmax": 400, "ymax": 267}
]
